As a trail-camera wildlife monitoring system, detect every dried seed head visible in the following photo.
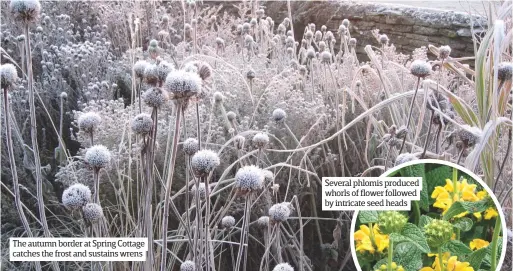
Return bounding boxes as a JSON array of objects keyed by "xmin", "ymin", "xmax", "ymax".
[
  {"xmin": 338, "ymin": 24, "xmax": 347, "ymax": 35},
  {"xmin": 235, "ymin": 165, "xmax": 264, "ymax": 193},
  {"xmin": 306, "ymin": 48, "xmax": 315, "ymax": 59},
  {"xmin": 226, "ymin": 111, "xmax": 237, "ymax": 121},
  {"xmin": 131, "ymin": 113, "xmax": 153, "ymax": 135},
  {"xmin": 0, "ymin": 63, "xmax": 18, "ymax": 88},
  {"xmin": 320, "ymin": 51, "xmax": 331, "ymax": 64},
  {"xmin": 314, "ymin": 30, "xmax": 322, "ymax": 41},
  {"xmin": 458, "ymin": 125, "xmax": 481, "ymax": 147},
  {"xmin": 342, "ymin": 19, "xmax": 350, "ymax": 27},
  {"xmin": 246, "ymin": 69, "xmax": 256, "ymax": 80},
  {"xmin": 78, "ymin": 112, "xmax": 101, "ymax": 134},
  {"xmin": 395, "ymin": 125, "xmax": 408, "ymax": 139},
  {"xmin": 183, "ymin": 138, "xmax": 199, "ymax": 156},
  {"xmin": 304, "ymin": 30, "xmax": 313, "ymax": 40},
  {"xmin": 377, "ymin": 211, "xmax": 407, "ymax": 234},
  {"xmin": 273, "ymin": 263, "xmax": 294, "ymax": 271},
  {"xmin": 410, "ymin": 60, "xmax": 432, "ymax": 78},
  {"xmin": 180, "ymin": 260, "xmax": 196, "ymax": 271},
  {"xmin": 85, "ymin": 145, "xmax": 111, "ymax": 170},
  {"xmin": 143, "ymin": 87, "xmax": 169, "ymax": 108},
  {"xmin": 216, "ymin": 37, "xmax": 224, "ymax": 46},
  {"xmin": 355, "ymin": 80, "xmax": 362, "ymax": 88},
  {"xmin": 424, "ymin": 219, "xmax": 453, "ymax": 248},
  {"xmin": 272, "ymin": 108, "xmax": 286, "ymax": 123},
  {"xmin": 213, "ymin": 91, "xmax": 224, "ymax": 103},
  {"xmin": 349, "ymin": 38, "xmax": 357, "ymax": 47},
  {"xmin": 497, "ymin": 62, "xmax": 513, "ymax": 82},
  {"xmin": 269, "ymin": 203, "xmax": 291, "ymax": 222},
  {"xmin": 252, "ymin": 132, "xmax": 269, "ymax": 149},
  {"xmin": 62, "ymin": 183, "xmax": 91, "ymax": 209},
  {"xmin": 221, "ymin": 215, "xmax": 236, "ymax": 229},
  {"xmin": 257, "ymin": 216, "xmax": 270, "ymax": 227},
  {"xmin": 379, "ymin": 34, "xmax": 389, "ymax": 45},
  {"xmin": 233, "ymin": 135, "xmax": 245, "ymax": 150},
  {"xmin": 394, "ymin": 153, "xmax": 418, "ymax": 167},
  {"xmin": 157, "ymin": 60, "xmax": 174, "ymax": 82},
  {"xmin": 262, "ymin": 169, "xmax": 274, "ymax": 183},
  {"xmin": 144, "ymin": 64, "xmax": 159, "ymax": 85},
  {"xmin": 60, "ymin": 92, "xmax": 68, "ymax": 99},
  {"xmin": 82, "ymin": 203, "xmax": 103, "ymax": 222},
  {"xmin": 164, "ymin": 70, "xmax": 202, "ymax": 99},
  {"xmin": 133, "ymin": 60, "xmax": 149, "ymax": 79},
  {"xmin": 10, "ymin": 0, "xmax": 41, "ymax": 24},
  {"xmin": 191, "ymin": 149, "xmax": 220, "ymax": 177},
  {"xmin": 321, "ymin": 25, "xmax": 327, "ymax": 32},
  {"xmin": 438, "ymin": 45, "xmax": 451, "ymax": 59}
]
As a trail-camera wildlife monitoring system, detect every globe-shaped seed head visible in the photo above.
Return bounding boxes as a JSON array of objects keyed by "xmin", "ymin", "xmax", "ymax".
[
  {"xmin": 321, "ymin": 51, "xmax": 331, "ymax": 64},
  {"xmin": 438, "ymin": 45, "xmax": 451, "ymax": 59},
  {"xmin": 78, "ymin": 112, "xmax": 101, "ymax": 134},
  {"xmin": 497, "ymin": 62, "xmax": 513, "ymax": 82},
  {"xmin": 377, "ymin": 211, "xmax": 407, "ymax": 234},
  {"xmin": 213, "ymin": 91, "xmax": 224, "ymax": 103},
  {"xmin": 257, "ymin": 216, "xmax": 270, "ymax": 228},
  {"xmin": 410, "ymin": 60, "xmax": 432, "ymax": 78},
  {"xmin": 183, "ymin": 138, "xmax": 199, "ymax": 156},
  {"xmin": 379, "ymin": 34, "xmax": 389, "ymax": 45},
  {"xmin": 272, "ymin": 108, "xmax": 286, "ymax": 123},
  {"xmin": 342, "ymin": 19, "xmax": 350, "ymax": 27},
  {"xmin": 62, "ymin": 183, "xmax": 91, "ymax": 209},
  {"xmin": 424, "ymin": 219, "xmax": 453, "ymax": 248},
  {"xmin": 269, "ymin": 203, "xmax": 291, "ymax": 222},
  {"xmin": 84, "ymin": 145, "xmax": 111, "ymax": 169},
  {"xmin": 235, "ymin": 165, "xmax": 264, "ymax": 193},
  {"xmin": 133, "ymin": 60, "xmax": 149, "ymax": 79},
  {"xmin": 273, "ymin": 263, "xmax": 294, "ymax": 271},
  {"xmin": 164, "ymin": 70, "xmax": 202, "ymax": 99},
  {"xmin": 142, "ymin": 87, "xmax": 169, "ymax": 108},
  {"xmin": 252, "ymin": 132, "xmax": 269, "ymax": 149},
  {"xmin": 82, "ymin": 203, "xmax": 103, "ymax": 222},
  {"xmin": 191, "ymin": 149, "xmax": 220, "ymax": 177},
  {"xmin": 157, "ymin": 60, "xmax": 174, "ymax": 82},
  {"xmin": 131, "ymin": 113, "xmax": 153, "ymax": 135},
  {"xmin": 349, "ymin": 38, "xmax": 357, "ymax": 47},
  {"xmin": 0, "ymin": 63, "xmax": 18, "ymax": 89},
  {"xmin": 180, "ymin": 260, "xmax": 196, "ymax": 271},
  {"xmin": 394, "ymin": 153, "xmax": 418, "ymax": 166},
  {"xmin": 144, "ymin": 64, "xmax": 159, "ymax": 85},
  {"xmin": 221, "ymin": 215, "xmax": 236, "ymax": 229},
  {"xmin": 226, "ymin": 111, "xmax": 237, "ymax": 121},
  {"xmin": 10, "ymin": 0, "xmax": 41, "ymax": 24}
]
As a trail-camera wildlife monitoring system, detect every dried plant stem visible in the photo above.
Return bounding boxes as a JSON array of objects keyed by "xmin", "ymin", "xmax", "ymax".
[
  {"xmin": 3, "ymin": 88, "xmax": 40, "ymax": 271},
  {"xmin": 160, "ymin": 103, "xmax": 183, "ymax": 271},
  {"xmin": 435, "ymin": 124, "xmax": 442, "ymax": 154},
  {"xmin": 422, "ymin": 110, "xmax": 435, "ymax": 158},
  {"xmin": 398, "ymin": 77, "xmax": 421, "ymax": 154},
  {"xmin": 235, "ymin": 195, "xmax": 252, "ymax": 271}
]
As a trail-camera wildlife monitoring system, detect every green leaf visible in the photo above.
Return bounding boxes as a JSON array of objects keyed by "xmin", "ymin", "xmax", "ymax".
[
  {"xmin": 389, "ymin": 223, "xmax": 430, "ymax": 253},
  {"xmin": 419, "ymin": 215, "xmax": 434, "ymax": 229},
  {"xmin": 359, "ymin": 211, "xmax": 378, "ymax": 224},
  {"xmin": 467, "ymin": 247, "xmax": 488, "ymax": 270},
  {"xmin": 393, "ymin": 242, "xmax": 423, "ymax": 271},
  {"xmin": 424, "ymin": 164, "xmax": 451, "ymax": 204},
  {"xmin": 440, "ymin": 240, "xmax": 472, "ymax": 256},
  {"xmin": 452, "ymin": 217, "xmax": 473, "ymax": 232},
  {"xmin": 442, "ymin": 199, "xmax": 493, "ymax": 220},
  {"xmin": 399, "ymin": 164, "xmax": 429, "ymax": 212}
]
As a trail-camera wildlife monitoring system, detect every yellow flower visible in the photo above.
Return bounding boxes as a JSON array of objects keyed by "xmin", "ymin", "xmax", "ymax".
[
  {"xmin": 484, "ymin": 207, "xmax": 498, "ymax": 220},
  {"xmin": 446, "ymin": 256, "xmax": 474, "ymax": 271},
  {"xmin": 469, "ymin": 239, "xmax": 489, "ymax": 250},
  {"xmin": 354, "ymin": 224, "xmax": 389, "ymax": 254},
  {"xmin": 431, "ymin": 179, "xmax": 480, "ymax": 217}
]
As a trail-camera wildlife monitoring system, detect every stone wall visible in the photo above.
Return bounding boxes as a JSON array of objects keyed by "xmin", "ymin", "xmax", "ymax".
[{"xmin": 264, "ymin": 1, "xmax": 488, "ymax": 60}]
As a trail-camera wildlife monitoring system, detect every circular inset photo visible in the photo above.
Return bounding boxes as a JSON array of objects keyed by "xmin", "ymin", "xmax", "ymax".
[{"xmin": 351, "ymin": 160, "xmax": 507, "ymax": 271}]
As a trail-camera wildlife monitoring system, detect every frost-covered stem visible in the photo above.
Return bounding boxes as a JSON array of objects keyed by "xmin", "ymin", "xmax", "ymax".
[
  {"xmin": 235, "ymin": 195, "xmax": 252, "ymax": 271},
  {"xmin": 435, "ymin": 124, "xmax": 442, "ymax": 154},
  {"xmin": 138, "ymin": 78, "xmax": 142, "ymax": 113},
  {"xmin": 93, "ymin": 169, "xmax": 100, "ymax": 203},
  {"xmin": 204, "ymin": 175, "xmax": 212, "ymax": 271},
  {"xmin": 160, "ymin": 103, "xmax": 183, "ymax": 271},
  {"xmin": 196, "ymin": 103, "xmax": 201, "ymax": 149},
  {"xmin": 24, "ymin": 24, "xmax": 54, "ymax": 264},
  {"xmin": 59, "ymin": 96, "xmax": 64, "ymax": 146},
  {"xmin": 422, "ymin": 110, "xmax": 434, "ymax": 158},
  {"xmin": 398, "ymin": 77, "xmax": 421, "ymax": 154},
  {"xmin": 276, "ymin": 223, "xmax": 283, "ymax": 263},
  {"xmin": 4, "ymin": 88, "xmax": 41, "ymax": 271},
  {"xmin": 194, "ymin": 176, "xmax": 203, "ymax": 269}
]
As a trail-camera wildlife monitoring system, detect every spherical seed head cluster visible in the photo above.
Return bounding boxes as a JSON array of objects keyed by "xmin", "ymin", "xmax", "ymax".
[
  {"xmin": 349, "ymin": 38, "xmax": 357, "ymax": 47},
  {"xmin": 62, "ymin": 183, "xmax": 91, "ymax": 209},
  {"xmin": 143, "ymin": 87, "xmax": 169, "ymax": 108},
  {"xmin": 257, "ymin": 216, "xmax": 270, "ymax": 227},
  {"xmin": 269, "ymin": 203, "xmax": 291, "ymax": 222},
  {"xmin": 183, "ymin": 138, "xmax": 199, "ymax": 156},
  {"xmin": 131, "ymin": 113, "xmax": 153, "ymax": 135},
  {"xmin": 82, "ymin": 203, "xmax": 103, "ymax": 222},
  {"xmin": 410, "ymin": 60, "xmax": 432, "ymax": 78},
  {"xmin": 273, "ymin": 263, "xmax": 294, "ymax": 271},
  {"xmin": 252, "ymin": 132, "xmax": 269, "ymax": 149},
  {"xmin": 379, "ymin": 34, "xmax": 389, "ymax": 44},
  {"xmin": 227, "ymin": 111, "xmax": 237, "ymax": 121},
  {"xmin": 235, "ymin": 165, "xmax": 264, "ymax": 193},
  {"xmin": 85, "ymin": 145, "xmax": 111, "ymax": 169},
  {"xmin": 394, "ymin": 153, "xmax": 418, "ymax": 166},
  {"xmin": 424, "ymin": 219, "xmax": 453, "ymax": 248},
  {"xmin": 342, "ymin": 18, "xmax": 350, "ymax": 27},
  {"xmin": 157, "ymin": 60, "xmax": 174, "ymax": 82},
  {"xmin": 78, "ymin": 112, "xmax": 101, "ymax": 133},
  {"xmin": 262, "ymin": 169, "xmax": 274, "ymax": 183},
  {"xmin": 0, "ymin": 63, "xmax": 18, "ymax": 88},
  {"xmin": 144, "ymin": 64, "xmax": 159, "ymax": 85},
  {"xmin": 221, "ymin": 215, "xmax": 236, "ymax": 228},
  {"xmin": 60, "ymin": 92, "xmax": 68, "ymax": 99},
  {"xmin": 377, "ymin": 211, "xmax": 407, "ymax": 234},
  {"xmin": 191, "ymin": 149, "xmax": 220, "ymax": 177},
  {"xmin": 458, "ymin": 125, "xmax": 481, "ymax": 147},
  {"xmin": 272, "ymin": 108, "xmax": 286, "ymax": 123},
  {"xmin": 133, "ymin": 60, "xmax": 149, "ymax": 79},
  {"xmin": 180, "ymin": 260, "xmax": 196, "ymax": 271},
  {"xmin": 164, "ymin": 70, "xmax": 202, "ymax": 99},
  {"xmin": 438, "ymin": 45, "xmax": 451, "ymax": 59},
  {"xmin": 246, "ymin": 69, "xmax": 256, "ymax": 80},
  {"xmin": 497, "ymin": 62, "xmax": 513, "ymax": 82},
  {"xmin": 213, "ymin": 91, "xmax": 224, "ymax": 103},
  {"xmin": 321, "ymin": 51, "xmax": 331, "ymax": 64},
  {"xmin": 10, "ymin": 0, "xmax": 41, "ymax": 23}
]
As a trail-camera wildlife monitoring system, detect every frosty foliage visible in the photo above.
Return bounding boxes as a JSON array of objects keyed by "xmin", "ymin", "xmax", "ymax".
[
  {"xmin": 0, "ymin": 63, "xmax": 18, "ymax": 88},
  {"xmin": 131, "ymin": 113, "xmax": 153, "ymax": 135},
  {"xmin": 62, "ymin": 183, "xmax": 91, "ymax": 209},
  {"xmin": 84, "ymin": 145, "xmax": 111, "ymax": 169},
  {"xmin": 235, "ymin": 165, "xmax": 264, "ymax": 193},
  {"xmin": 269, "ymin": 202, "xmax": 291, "ymax": 222},
  {"xmin": 82, "ymin": 203, "xmax": 103, "ymax": 222}
]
